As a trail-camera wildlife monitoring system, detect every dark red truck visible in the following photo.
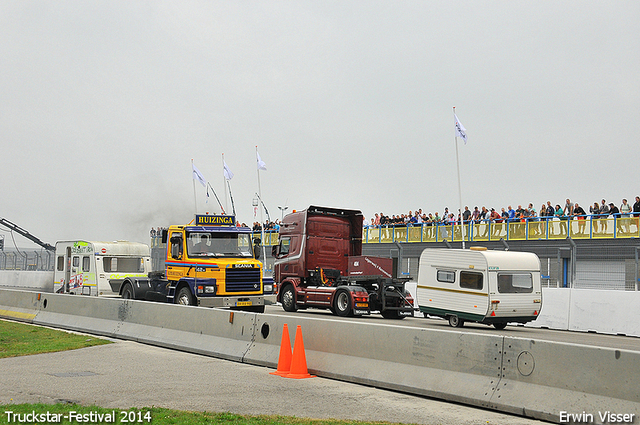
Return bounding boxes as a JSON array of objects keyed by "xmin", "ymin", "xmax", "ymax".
[{"xmin": 272, "ymin": 206, "xmax": 414, "ymax": 319}]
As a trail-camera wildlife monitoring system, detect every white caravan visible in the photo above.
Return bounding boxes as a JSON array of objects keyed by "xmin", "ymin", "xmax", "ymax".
[
  {"xmin": 54, "ymin": 241, "xmax": 151, "ymax": 297},
  {"xmin": 416, "ymin": 247, "xmax": 542, "ymax": 329}
]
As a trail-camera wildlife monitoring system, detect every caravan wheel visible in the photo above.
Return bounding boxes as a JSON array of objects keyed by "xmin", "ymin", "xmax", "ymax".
[
  {"xmin": 493, "ymin": 323, "xmax": 507, "ymax": 330},
  {"xmin": 448, "ymin": 315, "xmax": 464, "ymax": 328}
]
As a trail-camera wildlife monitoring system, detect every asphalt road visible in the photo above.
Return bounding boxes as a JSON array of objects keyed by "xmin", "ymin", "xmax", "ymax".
[
  {"xmin": 0, "ymin": 337, "xmax": 548, "ymax": 425},
  {"xmin": 263, "ymin": 304, "xmax": 640, "ymax": 353}
]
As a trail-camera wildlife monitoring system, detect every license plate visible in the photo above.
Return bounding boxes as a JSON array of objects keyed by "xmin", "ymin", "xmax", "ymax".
[
  {"xmin": 236, "ymin": 301, "xmax": 252, "ymax": 307},
  {"xmin": 355, "ymin": 303, "xmax": 369, "ymax": 308}
]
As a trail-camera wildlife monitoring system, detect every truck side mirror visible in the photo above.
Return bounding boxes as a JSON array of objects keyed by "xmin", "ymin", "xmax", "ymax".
[
  {"xmin": 253, "ymin": 238, "xmax": 261, "ymax": 260},
  {"xmin": 170, "ymin": 236, "xmax": 182, "ymax": 259},
  {"xmin": 271, "ymin": 245, "xmax": 280, "ymax": 258}
]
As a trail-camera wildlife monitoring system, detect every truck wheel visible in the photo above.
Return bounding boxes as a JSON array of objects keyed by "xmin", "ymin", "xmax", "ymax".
[
  {"xmin": 121, "ymin": 283, "xmax": 134, "ymax": 299},
  {"xmin": 334, "ymin": 291, "xmax": 352, "ymax": 317},
  {"xmin": 493, "ymin": 322, "xmax": 507, "ymax": 330},
  {"xmin": 381, "ymin": 310, "xmax": 406, "ymax": 320},
  {"xmin": 281, "ymin": 285, "xmax": 297, "ymax": 312},
  {"xmin": 448, "ymin": 315, "xmax": 464, "ymax": 328},
  {"xmin": 176, "ymin": 287, "xmax": 195, "ymax": 306}
]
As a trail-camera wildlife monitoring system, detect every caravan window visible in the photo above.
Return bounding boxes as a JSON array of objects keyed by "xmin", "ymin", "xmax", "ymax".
[
  {"xmin": 82, "ymin": 256, "xmax": 90, "ymax": 272},
  {"xmin": 497, "ymin": 273, "xmax": 533, "ymax": 293},
  {"xmin": 57, "ymin": 256, "xmax": 64, "ymax": 271},
  {"xmin": 436, "ymin": 270, "xmax": 455, "ymax": 283},
  {"xmin": 460, "ymin": 271, "xmax": 483, "ymax": 290},
  {"xmin": 103, "ymin": 257, "xmax": 144, "ymax": 272},
  {"xmin": 72, "ymin": 256, "xmax": 79, "ymax": 268}
]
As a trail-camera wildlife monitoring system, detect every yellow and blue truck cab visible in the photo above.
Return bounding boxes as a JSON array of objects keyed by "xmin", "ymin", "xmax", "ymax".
[{"xmin": 120, "ymin": 215, "xmax": 274, "ymax": 312}]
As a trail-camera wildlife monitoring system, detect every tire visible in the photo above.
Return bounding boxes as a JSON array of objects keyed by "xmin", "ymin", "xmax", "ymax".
[
  {"xmin": 448, "ymin": 314, "xmax": 464, "ymax": 328},
  {"xmin": 381, "ymin": 310, "xmax": 406, "ymax": 320},
  {"xmin": 121, "ymin": 283, "xmax": 134, "ymax": 300},
  {"xmin": 176, "ymin": 286, "xmax": 195, "ymax": 306},
  {"xmin": 281, "ymin": 285, "xmax": 297, "ymax": 312},
  {"xmin": 334, "ymin": 291, "xmax": 352, "ymax": 317},
  {"xmin": 493, "ymin": 322, "xmax": 507, "ymax": 330}
]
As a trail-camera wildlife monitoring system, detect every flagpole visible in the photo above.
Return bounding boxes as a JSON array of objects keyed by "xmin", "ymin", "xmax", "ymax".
[
  {"xmin": 256, "ymin": 146, "xmax": 267, "ymax": 263},
  {"xmin": 454, "ymin": 107, "xmax": 465, "ymax": 249},
  {"xmin": 227, "ymin": 180, "xmax": 236, "ymax": 216},
  {"xmin": 222, "ymin": 153, "xmax": 229, "ymax": 214},
  {"xmin": 191, "ymin": 159, "xmax": 198, "ymax": 216},
  {"xmin": 207, "ymin": 182, "xmax": 225, "ymax": 214}
]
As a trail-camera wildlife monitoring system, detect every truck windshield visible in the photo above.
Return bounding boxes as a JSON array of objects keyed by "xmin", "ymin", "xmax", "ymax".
[{"xmin": 187, "ymin": 232, "xmax": 253, "ymax": 258}]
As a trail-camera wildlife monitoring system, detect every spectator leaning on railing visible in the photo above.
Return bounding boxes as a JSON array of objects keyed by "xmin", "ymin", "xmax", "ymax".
[{"xmin": 361, "ymin": 195, "xmax": 640, "ymax": 240}]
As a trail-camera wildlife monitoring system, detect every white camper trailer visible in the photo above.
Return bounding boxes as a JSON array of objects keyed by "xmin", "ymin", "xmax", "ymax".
[
  {"xmin": 416, "ymin": 247, "xmax": 542, "ymax": 329},
  {"xmin": 54, "ymin": 241, "xmax": 151, "ymax": 297}
]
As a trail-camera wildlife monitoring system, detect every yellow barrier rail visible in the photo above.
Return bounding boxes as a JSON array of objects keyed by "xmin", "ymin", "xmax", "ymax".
[{"xmin": 254, "ymin": 215, "xmax": 640, "ymax": 246}]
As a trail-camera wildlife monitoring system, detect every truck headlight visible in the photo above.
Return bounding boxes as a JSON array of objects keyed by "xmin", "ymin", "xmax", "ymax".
[
  {"xmin": 263, "ymin": 284, "xmax": 273, "ymax": 292},
  {"xmin": 197, "ymin": 285, "xmax": 217, "ymax": 295}
]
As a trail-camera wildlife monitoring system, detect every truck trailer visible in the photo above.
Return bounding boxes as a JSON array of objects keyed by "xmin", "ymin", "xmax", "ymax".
[{"xmin": 272, "ymin": 206, "xmax": 414, "ymax": 318}]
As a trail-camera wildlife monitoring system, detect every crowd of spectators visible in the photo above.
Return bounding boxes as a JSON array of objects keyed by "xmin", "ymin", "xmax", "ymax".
[
  {"xmin": 252, "ymin": 220, "xmax": 281, "ymax": 232},
  {"xmin": 149, "ymin": 197, "xmax": 640, "ymax": 241},
  {"xmin": 364, "ymin": 197, "xmax": 640, "ymax": 236}
]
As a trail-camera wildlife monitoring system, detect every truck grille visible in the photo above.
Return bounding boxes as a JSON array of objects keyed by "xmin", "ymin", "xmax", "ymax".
[{"xmin": 225, "ymin": 268, "xmax": 261, "ymax": 292}]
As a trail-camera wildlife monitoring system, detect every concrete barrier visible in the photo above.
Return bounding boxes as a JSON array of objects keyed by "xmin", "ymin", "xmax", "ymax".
[
  {"xmin": 0, "ymin": 288, "xmax": 638, "ymax": 423},
  {"xmin": 496, "ymin": 336, "xmax": 640, "ymax": 424},
  {"xmin": 247, "ymin": 315, "xmax": 504, "ymax": 409},
  {"xmin": 110, "ymin": 299, "xmax": 258, "ymax": 362},
  {"xmin": 34, "ymin": 292, "xmax": 258, "ymax": 363},
  {"xmin": 527, "ymin": 288, "xmax": 640, "ymax": 337},
  {"xmin": 0, "ymin": 270, "xmax": 52, "ymax": 291},
  {"xmin": 0, "ymin": 288, "xmax": 40, "ymax": 321}
]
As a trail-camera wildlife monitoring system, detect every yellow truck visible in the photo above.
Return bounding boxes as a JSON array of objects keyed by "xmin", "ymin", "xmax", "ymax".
[{"xmin": 119, "ymin": 215, "xmax": 274, "ymax": 312}]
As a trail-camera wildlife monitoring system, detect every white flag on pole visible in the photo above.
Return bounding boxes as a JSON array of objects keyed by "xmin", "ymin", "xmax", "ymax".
[
  {"xmin": 192, "ymin": 162, "xmax": 206, "ymax": 187},
  {"xmin": 223, "ymin": 161, "xmax": 234, "ymax": 180},
  {"xmin": 256, "ymin": 151, "xmax": 267, "ymax": 171},
  {"xmin": 454, "ymin": 114, "xmax": 467, "ymax": 144}
]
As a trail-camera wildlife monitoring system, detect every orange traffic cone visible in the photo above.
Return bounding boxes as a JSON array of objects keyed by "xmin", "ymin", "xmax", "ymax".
[
  {"xmin": 270, "ymin": 324, "xmax": 292, "ymax": 376},
  {"xmin": 285, "ymin": 325, "xmax": 316, "ymax": 379}
]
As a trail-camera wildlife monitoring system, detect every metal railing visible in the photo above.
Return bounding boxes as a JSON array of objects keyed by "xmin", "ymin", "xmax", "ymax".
[
  {"xmin": 0, "ymin": 249, "xmax": 54, "ymax": 271},
  {"xmin": 362, "ymin": 214, "xmax": 640, "ymax": 244},
  {"xmin": 245, "ymin": 215, "xmax": 639, "ymax": 246}
]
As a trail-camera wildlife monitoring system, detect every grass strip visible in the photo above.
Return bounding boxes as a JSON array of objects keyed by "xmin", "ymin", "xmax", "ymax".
[
  {"xmin": 0, "ymin": 319, "xmax": 110, "ymax": 358},
  {"xmin": 2, "ymin": 404, "xmax": 406, "ymax": 425}
]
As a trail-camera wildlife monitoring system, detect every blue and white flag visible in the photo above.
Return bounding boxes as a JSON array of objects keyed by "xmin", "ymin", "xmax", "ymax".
[
  {"xmin": 256, "ymin": 151, "xmax": 267, "ymax": 171},
  {"xmin": 223, "ymin": 161, "xmax": 234, "ymax": 180},
  {"xmin": 192, "ymin": 162, "xmax": 206, "ymax": 187},
  {"xmin": 454, "ymin": 114, "xmax": 467, "ymax": 144}
]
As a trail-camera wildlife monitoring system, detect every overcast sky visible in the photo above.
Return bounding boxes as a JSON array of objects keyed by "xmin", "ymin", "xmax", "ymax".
[{"xmin": 1, "ymin": 1, "xmax": 639, "ymax": 249}]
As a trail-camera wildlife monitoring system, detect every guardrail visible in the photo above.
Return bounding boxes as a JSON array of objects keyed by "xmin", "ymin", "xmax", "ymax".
[{"xmin": 0, "ymin": 288, "xmax": 638, "ymax": 423}]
